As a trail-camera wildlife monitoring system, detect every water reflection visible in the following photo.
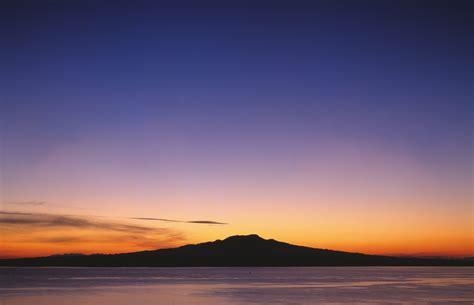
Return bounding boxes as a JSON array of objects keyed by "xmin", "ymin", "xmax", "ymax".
[{"xmin": 1, "ymin": 267, "xmax": 472, "ymax": 304}]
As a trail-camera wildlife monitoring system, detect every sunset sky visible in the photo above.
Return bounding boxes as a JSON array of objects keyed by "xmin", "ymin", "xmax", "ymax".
[{"xmin": 1, "ymin": 0, "xmax": 473, "ymax": 258}]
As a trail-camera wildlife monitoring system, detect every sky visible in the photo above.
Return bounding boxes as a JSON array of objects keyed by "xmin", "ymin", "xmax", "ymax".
[{"xmin": 1, "ymin": 0, "xmax": 473, "ymax": 258}]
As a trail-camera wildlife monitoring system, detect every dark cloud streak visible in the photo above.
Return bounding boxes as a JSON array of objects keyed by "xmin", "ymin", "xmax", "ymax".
[
  {"xmin": 0, "ymin": 211, "xmax": 157, "ymax": 233},
  {"xmin": 187, "ymin": 220, "xmax": 228, "ymax": 225},
  {"xmin": 0, "ymin": 211, "xmax": 226, "ymax": 258},
  {"xmin": 0, "ymin": 211, "xmax": 186, "ymax": 247}
]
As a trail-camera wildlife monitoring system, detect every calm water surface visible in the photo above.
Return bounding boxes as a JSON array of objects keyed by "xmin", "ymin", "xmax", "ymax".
[{"xmin": 0, "ymin": 267, "xmax": 472, "ymax": 304}]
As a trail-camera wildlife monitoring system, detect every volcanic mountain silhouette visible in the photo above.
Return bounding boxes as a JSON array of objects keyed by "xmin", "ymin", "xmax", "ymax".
[{"xmin": 1, "ymin": 234, "xmax": 471, "ymax": 266}]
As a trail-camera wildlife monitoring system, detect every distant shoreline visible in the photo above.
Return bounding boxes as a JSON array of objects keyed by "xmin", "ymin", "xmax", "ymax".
[{"xmin": 1, "ymin": 235, "xmax": 472, "ymax": 267}]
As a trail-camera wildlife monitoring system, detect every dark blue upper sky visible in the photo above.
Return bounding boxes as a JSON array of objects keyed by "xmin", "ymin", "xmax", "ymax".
[
  {"xmin": 1, "ymin": 0, "xmax": 472, "ymax": 209},
  {"xmin": 3, "ymin": 0, "xmax": 472, "ymax": 160}
]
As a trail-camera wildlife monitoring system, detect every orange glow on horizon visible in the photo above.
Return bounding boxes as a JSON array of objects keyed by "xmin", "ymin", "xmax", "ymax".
[{"xmin": 2, "ymin": 224, "xmax": 472, "ymax": 259}]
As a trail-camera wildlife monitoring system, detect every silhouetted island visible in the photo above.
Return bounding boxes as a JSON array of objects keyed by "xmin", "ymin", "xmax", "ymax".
[{"xmin": 1, "ymin": 234, "xmax": 472, "ymax": 267}]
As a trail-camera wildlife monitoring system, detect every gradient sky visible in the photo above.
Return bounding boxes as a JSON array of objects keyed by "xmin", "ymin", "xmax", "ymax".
[{"xmin": 1, "ymin": 0, "xmax": 473, "ymax": 258}]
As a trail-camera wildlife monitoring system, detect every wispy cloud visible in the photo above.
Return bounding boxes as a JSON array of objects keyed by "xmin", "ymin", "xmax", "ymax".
[
  {"xmin": 0, "ymin": 211, "xmax": 158, "ymax": 233},
  {"xmin": 0, "ymin": 211, "xmax": 186, "ymax": 251},
  {"xmin": 130, "ymin": 217, "xmax": 227, "ymax": 225},
  {"xmin": 1, "ymin": 210, "xmax": 226, "ymax": 259},
  {"xmin": 23, "ymin": 234, "xmax": 185, "ymax": 249}
]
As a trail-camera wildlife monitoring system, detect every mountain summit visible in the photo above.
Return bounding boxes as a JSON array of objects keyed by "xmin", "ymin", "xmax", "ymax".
[{"xmin": 0, "ymin": 234, "xmax": 470, "ymax": 267}]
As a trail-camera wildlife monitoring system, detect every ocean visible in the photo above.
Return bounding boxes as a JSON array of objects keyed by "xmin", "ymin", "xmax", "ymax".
[{"xmin": 1, "ymin": 267, "xmax": 472, "ymax": 304}]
